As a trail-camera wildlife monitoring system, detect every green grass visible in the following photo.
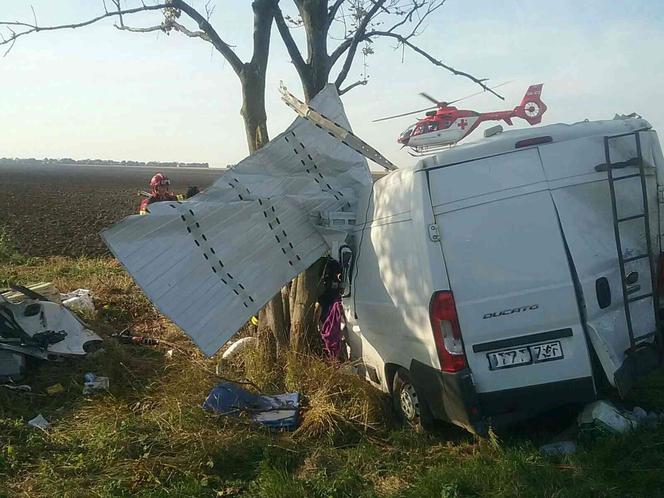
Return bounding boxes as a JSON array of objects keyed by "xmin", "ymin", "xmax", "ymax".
[{"xmin": 2, "ymin": 256, "xmax": 664, "ymax": 497}]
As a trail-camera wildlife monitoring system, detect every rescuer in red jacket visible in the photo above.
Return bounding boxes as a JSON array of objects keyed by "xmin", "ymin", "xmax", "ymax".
[{"xmin": 139, "ymin": 172, "xmax": 186, "ymax": 214}]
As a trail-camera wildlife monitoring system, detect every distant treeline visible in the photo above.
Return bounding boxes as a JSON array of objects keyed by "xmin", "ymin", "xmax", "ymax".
[{"xmin": 0, "ymin": 157, "xmax": 210, "ymax": 168}]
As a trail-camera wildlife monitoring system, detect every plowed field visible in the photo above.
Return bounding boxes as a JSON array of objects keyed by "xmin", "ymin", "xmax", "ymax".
[{"xmin": 0, "ymin": 164, "xmax": 224, "ymax": 257}]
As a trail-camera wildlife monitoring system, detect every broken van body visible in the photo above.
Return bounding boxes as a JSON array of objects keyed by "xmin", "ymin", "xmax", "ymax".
[{"xmin": 342, "ymin": 117, "xmax": 663, "ymax": 433}]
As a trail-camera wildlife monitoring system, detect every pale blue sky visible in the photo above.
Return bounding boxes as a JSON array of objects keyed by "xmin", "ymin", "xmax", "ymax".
[{"xmin": 1, "ymin": 1, "xmax": 663, "ymax": 168}]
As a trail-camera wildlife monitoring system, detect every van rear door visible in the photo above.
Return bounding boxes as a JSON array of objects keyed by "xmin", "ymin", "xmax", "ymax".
[
  {"xmin": 539, "ymin": 130, "xmax": 661, "ymax": 394},
  {"xmin": 427, "ymin": 149, "xmax": 595, "ymax": 403}
]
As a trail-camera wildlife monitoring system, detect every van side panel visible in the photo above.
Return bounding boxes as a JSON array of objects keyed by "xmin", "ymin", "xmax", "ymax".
[{"xmin": 345, "ymin": 169, "xmax": 447, "ymax": 390}]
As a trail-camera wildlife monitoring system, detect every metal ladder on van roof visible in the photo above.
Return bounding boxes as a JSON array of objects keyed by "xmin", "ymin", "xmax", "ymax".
[{"xmin": 604, "ymin": 131, "xmax": 660, "ymax": 352}]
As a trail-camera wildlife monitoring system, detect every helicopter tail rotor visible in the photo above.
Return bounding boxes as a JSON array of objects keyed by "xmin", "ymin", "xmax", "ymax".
[{"xmin": 514, "ymin": 84, "xmax": 547, "ymax": 125}]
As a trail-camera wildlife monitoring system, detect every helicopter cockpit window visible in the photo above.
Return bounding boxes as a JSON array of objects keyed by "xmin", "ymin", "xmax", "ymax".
[
  {"xmin": 423, "ymin": 122, "xmax": 438, "ymax": 133},
  {"xmin": 399, "ymin": 125, "xmax": 415, "ymax": 139}
]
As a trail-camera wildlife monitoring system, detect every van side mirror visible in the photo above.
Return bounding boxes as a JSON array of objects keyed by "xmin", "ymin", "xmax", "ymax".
[{"xmin": 339, "ymin": 245, "xmax": 353, "ymax": 298}]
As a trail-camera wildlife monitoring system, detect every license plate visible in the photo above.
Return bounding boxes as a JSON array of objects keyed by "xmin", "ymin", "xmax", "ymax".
[
  {"xmin": 487, "ymin": 341, "xmax": 563, "ymax": 370},
  {"xmin": 531, "ymin": 341, "xmax": 564, "ymax": 363}
]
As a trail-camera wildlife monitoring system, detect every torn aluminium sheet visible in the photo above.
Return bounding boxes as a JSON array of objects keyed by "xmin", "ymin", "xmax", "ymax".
[{"xmin": 103, "ymin": 85, "xmax": 373, "ymax": 356}]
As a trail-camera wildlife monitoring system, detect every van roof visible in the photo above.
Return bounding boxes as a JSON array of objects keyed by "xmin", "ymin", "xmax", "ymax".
[{"xmin": 416, "ymin": 117, "xmax": 652, "ymax": 171}]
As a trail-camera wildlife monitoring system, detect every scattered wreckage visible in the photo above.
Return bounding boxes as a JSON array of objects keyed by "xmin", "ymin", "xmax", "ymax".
[{"xmin": 0, "ymin": 283, "xmax": 102, "ymax": 380}]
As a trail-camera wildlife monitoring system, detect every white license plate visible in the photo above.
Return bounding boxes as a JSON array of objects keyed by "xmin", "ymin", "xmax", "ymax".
[
  {"xmin": 487, "ymin": 341, "xmax": 563, "ymax": 370},
  {"xmin": 531, "ymin": 341, "xmax": 564, "ymax": 363}
]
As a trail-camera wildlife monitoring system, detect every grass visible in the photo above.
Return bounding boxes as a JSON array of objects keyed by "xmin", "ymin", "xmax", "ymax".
[{"xmin": 2, "ymin": 255, "xmax": 664, "ymax": 497}]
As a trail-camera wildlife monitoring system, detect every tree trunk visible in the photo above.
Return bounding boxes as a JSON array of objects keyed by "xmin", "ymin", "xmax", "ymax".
[
  {"xmin": 290, "ymin": 258, "xmax": 325, "ymax": 353},
  {"xmin": 296, "ymin": 0, "xmax": 331, "ymax": 101},
  {"xmin": 239, "ymin": 67, "xmax": 288, "ymax": 352},
  {"xmin": 238, "ymin": 0, "xmax": 289, "ymax": 355}
]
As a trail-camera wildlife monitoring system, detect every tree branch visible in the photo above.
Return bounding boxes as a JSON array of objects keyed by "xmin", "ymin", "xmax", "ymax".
[
  {"xmin": 0, "ymin": 3, "xmax": 169, "ymax": 55},
  {"xmin": 363, "ymin": 30, "xmax": 504, "ymax": 99},
  {"xmin": 0, "ymin": 1, "xmax": 244, "ymax": 75},
  {"xmin": 171, "ymin": 0, "xmax": 243, "ymax": 74},
  {"xmin": 338, "ymin": 78, "xmax": 368, "ymax": 95},
  {"xmin": 327, "ymin": 0, "xmax": 346, "ymax": 26},
  {"xmin": 333, "ymin": 0, "xmax": 387, "ymax": 88},
  {"xmin": 273, "ymin": 2, "xmax": 307, "ymax": 76}
]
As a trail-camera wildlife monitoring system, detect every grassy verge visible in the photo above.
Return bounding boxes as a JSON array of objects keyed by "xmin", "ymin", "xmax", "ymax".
[{"xmin": 1, "ymin": 256, "xmax": 664, "ymax": 497}]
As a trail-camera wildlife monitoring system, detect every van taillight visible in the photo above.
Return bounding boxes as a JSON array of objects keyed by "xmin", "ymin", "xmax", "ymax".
[{"xmin": 429, "ymin": 291, "xmax": 467, "ymax": 373}]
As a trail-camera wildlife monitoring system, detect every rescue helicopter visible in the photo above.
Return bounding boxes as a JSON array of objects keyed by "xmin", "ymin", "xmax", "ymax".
[{"xmin": 374, "ymin": 83, "xmax": 547, "ymax": 154}]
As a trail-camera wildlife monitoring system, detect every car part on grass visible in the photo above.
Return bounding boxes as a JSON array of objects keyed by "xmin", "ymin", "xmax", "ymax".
[
  {"xmin": 0, "ymin": 286, "xmax": 103, "ymax": 380},
  {"xmin": 221, "ymin": 337, "xmax": 258, "ymax": 360},
  {"xmin": 203, "ymin": 381, "xmax": 300, "ymax": 430}
]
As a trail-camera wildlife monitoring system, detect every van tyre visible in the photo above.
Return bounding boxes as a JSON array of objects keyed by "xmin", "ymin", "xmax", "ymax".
[{"xmin": 392, "ymin": 368, "xmax": 434, "ymax": 431}]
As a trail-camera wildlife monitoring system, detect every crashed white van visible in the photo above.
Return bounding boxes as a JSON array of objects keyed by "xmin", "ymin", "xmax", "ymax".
[{"xmin": 342, "ymin": 117, "xmax": 663, "ymax": 434}]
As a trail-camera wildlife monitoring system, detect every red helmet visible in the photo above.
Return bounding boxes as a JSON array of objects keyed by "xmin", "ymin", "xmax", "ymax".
[{"xmin": 149, "ymin": 172, "xmax": 171, "ymax": 191}]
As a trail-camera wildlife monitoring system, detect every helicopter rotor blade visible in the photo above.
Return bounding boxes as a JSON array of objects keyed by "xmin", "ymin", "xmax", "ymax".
[
  {"xmin": 419, "ymin": 92, "xmax": 445, "ymax": 106},
  {"xmin": 447, "ymin": 80, "xmax": 513, "ymax": 105},
  {"xmin": 372, "ymin": 105, "xmax": 438, "ymax": 123}
]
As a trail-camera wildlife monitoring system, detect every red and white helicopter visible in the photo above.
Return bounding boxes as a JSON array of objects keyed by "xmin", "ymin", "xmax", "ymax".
[{"xmin": 374, "ymin": 84, "xmax": 547, "ymax": 153}]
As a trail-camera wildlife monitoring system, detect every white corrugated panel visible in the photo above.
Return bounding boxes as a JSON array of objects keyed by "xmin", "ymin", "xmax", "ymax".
[{"xmin": 102, "ymin": 85, "xmax": 371, "ymax": 355}]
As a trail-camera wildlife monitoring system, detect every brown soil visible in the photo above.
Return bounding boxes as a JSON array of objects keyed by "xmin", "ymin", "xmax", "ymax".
[{"xmin": 0, "ymin": 164, "xmax": 224, "ymax": 257}]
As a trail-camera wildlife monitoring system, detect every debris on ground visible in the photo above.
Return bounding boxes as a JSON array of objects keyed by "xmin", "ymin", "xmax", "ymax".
[
  {"xmin": 578, "ymin": 400, "xmax": 664, "ymax": 435},
  {"xmin": 27, "ymin": 413, "xmax": 50, "ymax": 430},
  {"xmin": 46, "ymin": 383, "xmax": 65, "ymax": 395},
  {"xmin": 83, "ymin": 372, "xmax": 110, "ymax": 395},
  {"xmin": 2, "ymin": 282, "xmax": 61, "ymax": 304},
  {"xmin": 539, "ymin": 440, "xmax": 577, "ymax": 456},
  {"xmin": 0, "ymin": 383, "xmax": 31, "ymax": 392},
  {"xmin": 60, "ymin": 289, "xmax": 95, "ymax": 313},
  {"xmin": 111, "ymin": 328, "xmax": 160, "ymax": 346},
  {"xmin": 578, "ymin": 400, "xmax": 638, "ymax": 434},
  {"xmin": 0, "ymin": 284, "xmax": 103, "ymax": 380},
  {"xmin": 221, "ymin": 337, "xmax": 258, "ymax": 360},
  {"xmin": 203, "ymin": 381, "xmax": 300, "ymax": 430}
]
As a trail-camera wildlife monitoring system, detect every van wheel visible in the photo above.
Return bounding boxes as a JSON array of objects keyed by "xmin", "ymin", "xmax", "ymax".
[{"xmin": 392, "ymin": 368, "xmax": 433, "ymax": 431}]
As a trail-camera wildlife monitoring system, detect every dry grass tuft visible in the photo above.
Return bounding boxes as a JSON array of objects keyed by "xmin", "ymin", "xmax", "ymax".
[{"xmin": 285, "ymin": 354, "xmax": 392, "ymax": 441}]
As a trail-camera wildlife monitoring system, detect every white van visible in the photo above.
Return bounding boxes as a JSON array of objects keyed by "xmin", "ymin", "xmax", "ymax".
[{"xmin": 342, "ymin": 118, "xmax": 664, "ymax": 434}]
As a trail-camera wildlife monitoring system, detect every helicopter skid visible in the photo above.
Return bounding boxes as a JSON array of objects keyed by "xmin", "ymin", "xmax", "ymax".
[{"xmin": 407, "ymin": 144, "xmax": 453, "ymax": 156}]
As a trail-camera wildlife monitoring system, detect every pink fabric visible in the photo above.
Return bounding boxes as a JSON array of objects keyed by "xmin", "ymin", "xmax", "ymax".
[{"xmin": 320, "ymin": 297, "xmax": 343, "ymax": 359}]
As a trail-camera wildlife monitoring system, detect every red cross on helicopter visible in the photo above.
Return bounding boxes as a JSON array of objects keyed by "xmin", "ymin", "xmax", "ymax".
[{"xmin": 374, "ymin": 83, "xmax": 547, "ymax": 154}]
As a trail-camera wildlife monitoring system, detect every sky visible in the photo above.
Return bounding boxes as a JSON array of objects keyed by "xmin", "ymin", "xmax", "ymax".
[{"xmin": 1, "ymin": 0, "xmax": 663, "ymax": 169}]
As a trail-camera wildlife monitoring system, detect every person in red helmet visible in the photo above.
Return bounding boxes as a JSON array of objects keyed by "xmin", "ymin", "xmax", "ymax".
[{"xmin": 139, "ymin": 172, "xmax": 189, "ymax": 215}]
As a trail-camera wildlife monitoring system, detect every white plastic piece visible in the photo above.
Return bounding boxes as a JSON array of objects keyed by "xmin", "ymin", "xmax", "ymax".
[
  {"xmin": 103, "ymin": 85, "xmax": 372, "ymax": 356},
  {"xmin": 578, "ymin": 400, "xmax": 637, "ymax": 434},
  {"xmin": 28, "ymin": 414, "xmax": 50, "ymax": 430},
  {"xmin": 222, "ymin": 337, "xmax": 259, "ymax": 360},
  {"xmin": 61, "ymin": 289, "xmax": 95, "ymax": 314}
]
